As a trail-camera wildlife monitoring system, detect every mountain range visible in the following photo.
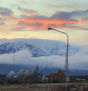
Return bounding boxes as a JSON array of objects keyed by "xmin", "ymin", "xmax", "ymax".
[
  {"xmin": 0, "ymin": 38, "xmax": 80, "ymax": 57},
  {"xmin": 0, "ymin": 38, "xmax": 88, "ymax": 75}
]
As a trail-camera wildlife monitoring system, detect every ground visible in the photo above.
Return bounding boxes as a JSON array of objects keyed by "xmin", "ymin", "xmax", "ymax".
[{"xmin": 0, "ymin": 83, "xmax": 88, "ymax": 91}]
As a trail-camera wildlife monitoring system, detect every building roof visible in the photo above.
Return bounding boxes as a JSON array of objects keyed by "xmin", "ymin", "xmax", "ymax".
[{"xmin": 47, "ymin": 70, "xmax": 65, "ymax": 81}]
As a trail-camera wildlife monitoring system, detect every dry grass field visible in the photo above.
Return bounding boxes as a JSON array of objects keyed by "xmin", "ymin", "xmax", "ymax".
[{"xmin": 0, "ymin": 83, "xmax": 88, "ymax": 91}]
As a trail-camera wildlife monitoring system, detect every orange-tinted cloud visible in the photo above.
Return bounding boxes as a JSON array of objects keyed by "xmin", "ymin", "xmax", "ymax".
[
  {"xmin": 13, "ymin": 9, "xmax": 88, "ymax": 30},
  {"xmin": 23, "ymin": 18, "xmax": 84, "ymax": 25},
  {"xmin": 19, "ymin": 18, "xmax": 84, "ymax": 30},
  {"xmin": 9, "ymin": 16, "xmax": 18, "ymax": 21}
]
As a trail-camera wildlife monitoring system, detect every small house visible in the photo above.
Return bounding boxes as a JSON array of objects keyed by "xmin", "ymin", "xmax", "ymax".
[{"xmin": 47, "ymin": 70, "xmax": 65, "ymax": 82}]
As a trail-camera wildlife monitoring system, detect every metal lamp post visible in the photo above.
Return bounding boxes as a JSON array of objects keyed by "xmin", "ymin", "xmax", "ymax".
[{"xmin": 48, "ymin": 27, "xmax": 69, "ymax": 91}]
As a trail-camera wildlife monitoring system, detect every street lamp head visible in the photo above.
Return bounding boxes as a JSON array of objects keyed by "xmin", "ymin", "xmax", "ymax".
[{"xmin": 48, "ymin": 27, "xmax": 53, "ymax": 30}]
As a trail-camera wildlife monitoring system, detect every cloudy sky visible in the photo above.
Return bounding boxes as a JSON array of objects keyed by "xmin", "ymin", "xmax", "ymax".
[{"xmin": 0, "ymin": 0, "xmax": 88, "ymax": 45}]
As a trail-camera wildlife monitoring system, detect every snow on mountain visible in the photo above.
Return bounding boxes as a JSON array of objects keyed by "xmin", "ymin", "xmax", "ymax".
[
  {"xmin": 0, "ymin": 38, "xmax": 88, "ymax": 71},
  {"xmin": 0, "ymin": 38, "xmax": 80, "ymax": 57}
]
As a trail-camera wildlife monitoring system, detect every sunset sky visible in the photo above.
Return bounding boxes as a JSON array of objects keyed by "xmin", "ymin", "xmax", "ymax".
[{"xmin": 0, "ymin": 0, "xmax": 88, "ymax": 45}]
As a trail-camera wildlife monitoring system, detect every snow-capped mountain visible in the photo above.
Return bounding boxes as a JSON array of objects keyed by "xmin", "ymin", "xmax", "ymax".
[
  {"xmin": 0, "ymin": 38, "xmax": 88, "ymax": 74},
  {"xmin": 0, "ymin": 38, "xmax": 80, "ymax": 57}
]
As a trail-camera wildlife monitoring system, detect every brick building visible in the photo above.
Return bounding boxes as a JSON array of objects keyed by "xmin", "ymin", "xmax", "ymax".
[{"xmin": 47, "ymin": 70, "xmax": 65, "ymax": 82}]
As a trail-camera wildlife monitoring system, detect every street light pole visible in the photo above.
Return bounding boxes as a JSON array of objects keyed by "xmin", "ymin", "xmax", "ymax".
[{"xmin": 48, "ymin": 27, "xmax": 69, "ymax": 91}]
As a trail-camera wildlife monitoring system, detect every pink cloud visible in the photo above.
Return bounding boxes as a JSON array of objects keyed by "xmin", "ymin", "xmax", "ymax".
[
  {"xmin": 12, "ymin": 10, "xmax": 88, "ymax": 31},
  {"xmin": 12, "ymin": 17, "xmax": 84, "ymax": 30}
]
